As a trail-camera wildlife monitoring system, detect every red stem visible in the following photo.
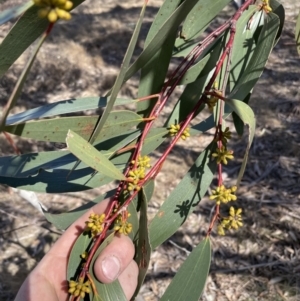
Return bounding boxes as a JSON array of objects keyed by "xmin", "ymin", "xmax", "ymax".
[{"xmin": 71, "ymin": 0, "xmax": 255, "ymax": 285}]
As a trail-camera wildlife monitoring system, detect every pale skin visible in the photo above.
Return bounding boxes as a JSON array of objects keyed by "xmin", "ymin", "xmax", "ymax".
[{"xmin": 15, "ymin": 200, "xmax": 138, "ymax": 301}]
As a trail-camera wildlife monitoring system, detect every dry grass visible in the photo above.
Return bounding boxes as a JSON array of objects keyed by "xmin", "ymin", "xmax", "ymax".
[{"xmin": 0, "ymin": 0, "xmax": 300, "ymax": 300}]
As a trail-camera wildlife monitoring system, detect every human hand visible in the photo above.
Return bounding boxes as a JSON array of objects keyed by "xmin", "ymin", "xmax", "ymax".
[{"xmin": 15, "ymin": 199, "xmax": 138, "ymax": 301}]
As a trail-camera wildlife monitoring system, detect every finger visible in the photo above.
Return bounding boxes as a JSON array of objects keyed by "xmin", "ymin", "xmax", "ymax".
[
  {"xmin": 94, "ymin": 234, "xmax": 135, "ymax": 283},
  {"xmin": 118, "ymin": 260, "xmax": 139, "ymax": 300}
]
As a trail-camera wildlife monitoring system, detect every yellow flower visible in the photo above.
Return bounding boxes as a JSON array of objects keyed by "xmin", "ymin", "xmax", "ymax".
[
  {"xmin": 68, "ymin": 277, "xmax": 90, "ymax": 298},
  {"xmin": 227, "ymin": 206, "xmax": 243, "ymax": 229},
  {"xmin": 212, "ymin": 146, "xmax": 234, "ymax": 165},
  {"xmin": 33, "ymin": 0, "xmax": 73, "ymax": 22},
  {"xmin": 168, "ymin": 124, "xmax": 190, "ymax": 140},
  {"xmin": 217, "ymin": 224, "xmax": 225, "ymax": 235},
  {"xmin": 85, "ymin": 213, "xmax": 106, "ymax": 237},
  {"xmin": 131, "ymin": 155, "xmax": 151, "ymax": 169},
  {"xmin": 114, "ymin": 213, "xmax": 132, "ymax": 235},
  {"xmin": 221, "ymin": 127, "xmax": 232, "ymax": 145},
  {"xmin": 210, "ymin": 185, "xmax": 237, "ymax": 205},
  {"xmin": 125, "ymin": 168, "xmax": 145, "ymax": 192}
]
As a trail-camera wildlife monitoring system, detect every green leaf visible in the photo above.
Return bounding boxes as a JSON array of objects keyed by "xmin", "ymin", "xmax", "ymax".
[
  {"xmin": 180, "ymin": 0, "xmax": 231, "ymax": 41},
  {"xmin": 167, "ymin": 36, "xmax": 225, "ymax": 126},
  {"xmin": 149, "ymin": 144, "xmax": 217, "ymax": 249},
  {"xmin": 229, "ymin": 5, "xmax": 258, "ymax": 92},
  {"xmin": 0, "ymin": 1, "xmax": 33, "ymax": 26},
  {"xmin": 167, "ymin": 77, "xmax": 206, "ymax": 126},
  {"xmin": 88, "ymin": 233, "xmax": 127, "ymax": 301},
  {"xmin": 87, "ymin": 1, "xmax": 147, "ymax": 147},
  {"xmin": 231, "ymin": 92, "xmax": 252, "ymax": 136},
  {"xmin": 137, "ymin": 0, "xmax": 181, "ymax": 115},
  {"xmin": 67, "ymin": 231, "xmax": 93, "ymax": 280},
  {"xmin": 66, "ymin": 130, "xmax": 126, "ymax": 181},
  {"xmin": 295, "ymin": 8, "xmax": 300, "ymax": 56},
  {"xmin": 44, "ymin": 190, "xmax": 116, "ymax": 230},
  {"xmin": 170, "ymin": 43, "xmax": 215, "ymax": 85},
  {"xmin": 0, "ymin": 129, "xmax": 139, "ymax": 178},
  {"xmin": 0, "ymin": 27, "xmax": 47, "ymax": 130},
  {"xmin": 6, "ymin": 97, "xmax": 137, "ymax": 125},
  {"xmin": 0, "ymin": 0, "xmax": 85, "ymax": 78},
  {"xmin": 230, "ymin": 12, "xmax": 280, "ymax": 101},
  {"xmin": 190, "ymin": 113, "xmax": 216, "ymax": 136},
  {"xmin": 269, "ymin": 0, "xmax": 285, "ymax": 45},
  {"xmin": 0, "ymin": 128, "xmax": 168, "ymax": 193},
  {"xmin": 5, "ymin": 111, "xmax": 142, "ymax": 143},
  {"xmin": 125, "ymin": 0, "xmax": 199, "ymax": 86},
  {"xmin": 160, "ymin": 238, "xmax": 211, "ymax": 301},
  {"xmin": 225, "ymin": 98, "xmax": 256, "ymax": 186},
  {"xmin": 133, "ymin": 180, "xmax": 154, "ymax": 298},
  {"xmin": 127, "ymin": 202, "xmax": 139, "ymax": 241}
]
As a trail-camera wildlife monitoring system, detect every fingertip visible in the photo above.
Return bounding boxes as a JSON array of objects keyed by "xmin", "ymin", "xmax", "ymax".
[{"xmin": 118, "ymin": 260, "xmax": 139, "ymax": 300}]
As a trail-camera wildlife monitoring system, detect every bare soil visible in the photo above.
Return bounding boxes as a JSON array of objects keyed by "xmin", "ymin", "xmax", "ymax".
[{"xmin": 0, "ymin": 0, "xmax": 300, "ymax": 300}]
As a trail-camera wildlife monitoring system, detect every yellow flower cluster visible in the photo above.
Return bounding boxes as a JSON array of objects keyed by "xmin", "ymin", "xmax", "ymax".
[
  {"xmin": 114, "ymin": 213, "xmax": 133, "ymax": 235},
  {"xmin": 33, "ymin": 0, "xmax": 73, "ymax": 23},
  {"xmin": 85, "ymin": 213, "xmax": 106, "ymax": 237},
  {"xmin": 131, "ymin": 155, "xmax": 151, "ymax": 169},
  {"xmin": 210, "ymin": 185, "xmax": 237, "ymax": 205},
  {"xmin": 126, "ymin": 168, "xmax": 145, "ymax": 191},
  {"xmin": 212, "ymin": 146, "xmax": 234, "ymax": 165},
  {"xmin": 217, "ymin": 207, "xmax": 243, "ymax": 235},
  {"xmin": 168, "ymin": 124, "xmax": 190, "ymax": 140},
  {"xmin": 68, "ymin": 277, "xmax": 90, "ymax": 298}
]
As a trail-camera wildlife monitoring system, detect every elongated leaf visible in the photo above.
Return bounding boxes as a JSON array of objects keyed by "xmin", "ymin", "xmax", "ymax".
[
  {"xmin": 5, "ymin": 111, "xmax": 142, "ymax": 142},
  {"xmin": 0, "ymin": 127, "xmax": 167, "ymax": 192},
  {"xmin": 226, "ymin": 98, "xmax": 255, "ymax": 186},
  {"xmin": 87, "ymin": 1, "xmax": 147, "ymax": 147},
  {"xmin": 125, "ymin": 0, "xmax": 199, "ymax": 84},
  {"xmin": 6, "ymin": 97, "xmax": 137, "ymax": 125},
  {"xmin": 229, "ymin": 5, "xmax": 258, "ymax": 91},
  {"xmin": 44, "ymin": 190, "xmax": 116, "ymax": 230},
  {"xmin": 149, "ymin": 144, "xmax": 217, "ymax": 249},
  {"xmin": 127, "ymin": 202, "xmax": 139, "ymax": 241},
  {"xmin": 0, "ymin": 0, "xmax": 85, "ymax": 77},
  {"xmin": 295, "ymin": 9, "xmax": 300, "ymax": 56},
  {"xmin": 0, "ymin": 169, "xmax": 114, "ymax": 193},
  {"xmin": 133, "ymin": 180, "xmax": 154, "ymax": 298},
  {"xmin": 0, "ymin": 28, "xmax": 47, "ymax": 130},
  {"xmin": 170, "ymin": 48, "xmax": 211, "ymax": 85},
  {"xmin": 232, "ymin": 92, "xmax": 252, "ymax": 136},
  {"xmin": 0, "ymin": 126, "xmax": 168, "ymax": 192},
  {"xmin": 67, "ymin": 231, "xmax": 93, "ymax": 280},
  {"xmin": 181, "ymin": 0, "xmax": 231, "ymax": 41},
  {"xmin": 160, "ymin": 238, "xmax": 211, "ymax": 301},
  {"xmin": 0, "ymin": 130, "xmax": 139, "ymax": 178},
  {"xmin": 167, "ymin": 34, "xmax": 225, "ymax": 126},
  {"xmin": 0, "ymin": 1, "xmax": 33, "ymax": 26},
  {"xmin": 66, "ymin": 130, "xmax": 126, "ymax": 181},
  {"xmin": 137, "ymin": 0, "xmax": 181, "ymax": 115},
  {"xmin": 269, "ymin": 0, "xmax": 285, "ymax": 45},
  {"xmin": 167, "ymin": 77, "xmax": 206, "ymax": 126},
  {"xmin": 167, "ymin": 68, "xmax": 217, "ymax": 126},
  {"xmin": 88, "ymin": 233, "xmax": 127, "ymax": 301},
  {"xmin": 230, "ymin": 12, "xmax": 280, "ymax": 101}
]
